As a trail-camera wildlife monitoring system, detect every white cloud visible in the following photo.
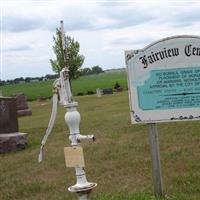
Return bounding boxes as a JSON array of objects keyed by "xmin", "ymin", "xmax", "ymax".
[{"xmin": 1, "ymin": 1, "xmax": 200, "ymax": 80}]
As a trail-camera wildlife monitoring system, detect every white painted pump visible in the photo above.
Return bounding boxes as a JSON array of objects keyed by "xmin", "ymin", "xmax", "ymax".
[
  {"xmin": 65, "ymin": 101, "xmax": 97, "ymax": 198},
  {"xmin": 38, "ymin": 21, "xmax": 97, "ymax": 200}
]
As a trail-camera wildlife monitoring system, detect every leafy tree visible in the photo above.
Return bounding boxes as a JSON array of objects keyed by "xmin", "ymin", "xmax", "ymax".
[
  {"xmin": 14, "ymin": 77, "xmax": 24, "ymax": 84},
  {"xmin": 50, "ymin": 28, "xmax": 84, "ymax": 82},
  {"xmin": 80, "ymin": 68, "xmax": 92, "ymax": 76},
  {"xmin": 91, "ymin": 65, "xmax": 103, "ymax": 74},
  {"xmin": 25, "ymin": 77, "xmax": 31, "ymax": 82},
  {"xmin": 114, "ymin": 82, "xmax": 121, "ymax": 89},
  {"xmin": 0, "ymin": 80, "xmax": 5, "ymax": 86}
]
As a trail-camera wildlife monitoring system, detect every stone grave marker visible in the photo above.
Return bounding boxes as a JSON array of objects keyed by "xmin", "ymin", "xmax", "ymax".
[
  {"xmin": 116, "ymin": 87, "xmax": 123, "ymax": 92},
  {"xmin": 96, "ymin": 88, "xmax": 103, "ymax": 97},
  {"xmin": 0, "ymin": 97, "xmax": 28, "ymax": 153},
  {"xmin": 13, "ymin": 93, "xmax": 32, "ymax": 116},
  {"xmin": 102, "ymin": 88, "xmax": 113, "ymax": 95}
]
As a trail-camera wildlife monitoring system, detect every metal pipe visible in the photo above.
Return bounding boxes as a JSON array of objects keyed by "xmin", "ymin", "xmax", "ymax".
[{"xmin": 79, "ymin": 194, "xmax": 90, "ymax": 200}]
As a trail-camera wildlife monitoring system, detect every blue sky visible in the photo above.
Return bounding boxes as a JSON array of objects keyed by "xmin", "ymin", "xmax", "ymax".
[{"xmin": 1, "ymin": 0, "xmax": 200, "ymax": 80}]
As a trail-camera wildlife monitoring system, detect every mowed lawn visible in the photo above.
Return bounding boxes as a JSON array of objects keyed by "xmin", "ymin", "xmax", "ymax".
[
  {"xmin": 0, "ymin": 71, "xmax": 127, "ymax": 101},
  {"xmin": 0, "ymin": 92, "xmax": 200, "ymax": 200}
]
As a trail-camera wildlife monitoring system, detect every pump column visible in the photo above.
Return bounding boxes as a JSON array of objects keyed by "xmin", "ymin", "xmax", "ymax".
[{"xmin": 65, "ymin": 102, "xmax": 97, "ymax": 200}]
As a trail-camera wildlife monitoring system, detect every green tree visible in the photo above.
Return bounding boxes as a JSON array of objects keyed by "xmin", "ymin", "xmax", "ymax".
[
  {"xmin": 80, "ymin": 68, "xmax": 92, "ymax": 76},
  {"xmin": 92, "ymin": 65, "xmax": 103, "ymax": 74},
  {"xmin": 50, "ymin": 28, "xmax": 84, "ymax": 81}
]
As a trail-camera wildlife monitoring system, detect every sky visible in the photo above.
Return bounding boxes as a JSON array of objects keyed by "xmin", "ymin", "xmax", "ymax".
[{"xmin": 1, "ymin": 0, "xmax": 200, "ymax": 80}]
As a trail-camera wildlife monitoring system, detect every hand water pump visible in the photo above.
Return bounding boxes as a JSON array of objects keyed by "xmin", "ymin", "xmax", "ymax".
[{"xmin": 38, "ymin": 21, "xmax": 97, "ymax": 200}]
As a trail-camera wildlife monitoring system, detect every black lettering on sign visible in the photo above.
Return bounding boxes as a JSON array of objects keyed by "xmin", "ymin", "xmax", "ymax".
[{"xmin": 140, "ymin": 47, "xmax": 179, "ymax": 68}]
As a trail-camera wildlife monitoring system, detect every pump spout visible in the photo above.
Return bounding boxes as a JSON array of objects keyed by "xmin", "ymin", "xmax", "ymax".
[{"xmin": 76, "ymin": 134, "xmax": 95, "ymax": 142}]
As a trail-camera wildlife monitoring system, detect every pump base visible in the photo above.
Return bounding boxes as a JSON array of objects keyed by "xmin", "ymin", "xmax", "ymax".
[{"xmin": 68, "ymin": 182, "xmax": 97, "ymax": 193}]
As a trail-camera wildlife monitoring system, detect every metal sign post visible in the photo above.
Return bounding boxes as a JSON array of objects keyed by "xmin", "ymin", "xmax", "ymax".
[
  {"xmin": 38, "ymin": 21, "xmax": 97, "ymax": 200},
  {"xmin": 148, "ymin": 123, "xmax": 163, "ymax": 197}
]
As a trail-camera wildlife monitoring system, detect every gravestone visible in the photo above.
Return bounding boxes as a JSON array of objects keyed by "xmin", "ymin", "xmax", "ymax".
[
  {"xmin": 102, "ymin": 88, "xmax": 113, "ymax": 95},
  {"xmin": 13, "ymin": 93, "xmax": 32, "ymax": 116},
  {"xmin": 0, "ymin": 97, "xmax": 28, "ymax": 153},
  {"xmin": 116, "ymin": 87, "xmax": 123, "ymax": 92},
  {"xmin": 96, "ymin": 88, "xmax": 103, "ymax": 97}
]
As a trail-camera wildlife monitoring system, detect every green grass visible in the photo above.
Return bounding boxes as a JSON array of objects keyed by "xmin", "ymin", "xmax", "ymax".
[
  {"xmin": 0, "ymin": 71, "xmax": 127, "ymax": 100},
  {"xmin": 0, "ymin": 80, "xmax": 54, "ymax": 101},
  {"xmin": 72, "ymin": 71, "xmax": 127, "ymax": 94},
  {"xmin": 0, "ymin": 91, "xmax": 200, "ymax": 200},
  {"xmin": 93, "ymin": 193, "xmax": 164, "ymax": 200}
]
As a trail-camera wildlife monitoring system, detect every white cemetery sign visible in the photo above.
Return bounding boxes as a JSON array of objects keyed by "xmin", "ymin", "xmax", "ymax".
[{"xmin": 125, "ymin": 35, "xmax": 200, "ymax": 124}]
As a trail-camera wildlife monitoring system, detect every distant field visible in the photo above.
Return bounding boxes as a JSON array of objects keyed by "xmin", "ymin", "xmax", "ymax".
[{"xmin": 0, "ymin": 71, "xmax": 127, "ymax": 101}]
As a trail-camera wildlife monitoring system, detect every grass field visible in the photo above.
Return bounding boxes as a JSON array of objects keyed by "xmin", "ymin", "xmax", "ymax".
[
  {"xmin": 0, "ymin": 71, "xmax": 127, "ymax": 101},
  {"xmin": 0, "ymin": 91, "xmax": 200, "ymax": 200}
]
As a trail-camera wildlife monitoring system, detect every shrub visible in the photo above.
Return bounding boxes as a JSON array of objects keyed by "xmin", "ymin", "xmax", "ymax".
[
  {"xmin": 114, "ymin": 82, "xmax": 121, "ymax": 89},
  {"xmin": 77, "ymin": 92, "xmax": 84, "ymax": 96},
  {"xmin": 87, "ymin": 90, "xmax": 95, "ymax": 95}
]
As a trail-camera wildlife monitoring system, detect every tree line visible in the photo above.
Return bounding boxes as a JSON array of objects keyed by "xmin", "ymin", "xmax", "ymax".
[
  {"xmin": 79, "ymin": 65, "xmax": 103, "ymax": 76},
  {"xmin": 0, "ymin": 66, "xmax": 104, "ymax": 86},
  {"xmin": 0, "ymin": 74, "xmax": 58, "ymax": 85}
]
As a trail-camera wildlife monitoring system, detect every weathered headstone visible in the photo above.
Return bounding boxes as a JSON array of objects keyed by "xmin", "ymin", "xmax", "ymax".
[
  {"xmin": 0, "ymin": 97, "xmax": 28, "ymax": 153},
  {"xmin": 102, "ymin": 88, "xmax": 113, "ymax": 95},
  {"xmin": 13, "ymin": 93, "xmax": 32, "ymax": 116},
  {"xmin": 116, "ymin": 87, "xmax": 123, "ymax": 92},
  {"xmin": 0, "ymin": 97, "xmax": 18, "ymax": 133},
  {"xmin": 96, "ymin": 88, "xmax": 103, "ymax": 97}
]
